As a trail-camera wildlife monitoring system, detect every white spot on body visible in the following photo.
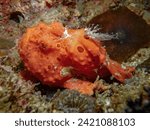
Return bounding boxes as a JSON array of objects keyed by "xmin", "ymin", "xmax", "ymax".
[{"xmin": 63, "ymin": 28, "xmax": 71, "ymax": 38}]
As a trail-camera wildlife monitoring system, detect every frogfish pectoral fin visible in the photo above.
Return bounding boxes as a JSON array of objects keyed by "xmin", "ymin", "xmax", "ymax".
[
  {"xmin": 63, "ymin": 78, "xmax": 96, "ymax": 95},
  {"xmin": 105, "ymin": 59, "xmax": 135, "ymax": 82}
]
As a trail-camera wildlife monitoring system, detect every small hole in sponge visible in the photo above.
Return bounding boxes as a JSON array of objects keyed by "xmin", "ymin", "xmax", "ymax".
[
  {"xmin": 48, "ymin": 65, "xmax": 51, "ymax": 69},
  {"xmin": 57, "ymin": 44, "xmax": 60, "ymax": 47},
  {"xmin": 77, "ymin": 46, "xmax": 84, "ymax": 53},
  {"xmin": 57, "ymin": 57, "xmax": 61, "ymax": 61}
]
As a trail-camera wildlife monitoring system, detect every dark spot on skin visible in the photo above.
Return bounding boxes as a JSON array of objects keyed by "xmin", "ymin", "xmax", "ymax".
[
  {"xmin": 88, "ymin": 7, "xmax": 150, "ymax": 63},
  {"xmin": 77, "ymin": 46, "xmax": 84, "ymax": 53},
  {"xmin": 57, "ymin": 44, "xmax": 60, "ymax": 47},
  {"xmin": 57, "ymin": 57, "xmax": 61, "ymax": 61},
  {"xmin": 48, "ymin": 65, "xmax": 51, "ymax": 70}
]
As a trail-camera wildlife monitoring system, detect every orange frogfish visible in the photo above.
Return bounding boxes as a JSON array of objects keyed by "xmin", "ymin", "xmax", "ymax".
[{"xmin": 19, "ymin": 22, "xmax": 134, "ymax": 95}]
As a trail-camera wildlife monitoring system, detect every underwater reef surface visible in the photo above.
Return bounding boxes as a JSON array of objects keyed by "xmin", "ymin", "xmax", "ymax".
[{"xmin": 0, "ymin": 0, "xmax": 150, "ymax": 113}]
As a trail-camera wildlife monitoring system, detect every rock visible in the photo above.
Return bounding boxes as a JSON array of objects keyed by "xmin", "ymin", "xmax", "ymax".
[
  {"xmin": 9, "ymin": 11, "xmax": 24, "ymax": 23},
  {"xmin": 88, "ymin": 6, "xmax": 150, "ymax": 63},
  {"xmin": 143, "ymin": 10, "xmax": 150, "ymax": 24},
  {"xmin": 137, "ymin": 58, "xmax": 150, "ymax": 73},
  {"xmin": 0, "ymin": 38, "xmax": 15, "ymax": 49}
]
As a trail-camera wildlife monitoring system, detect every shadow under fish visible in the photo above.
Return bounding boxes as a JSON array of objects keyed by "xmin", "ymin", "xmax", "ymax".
[{"xmin": 88, "ymin": 6, "xmax": 150, "ymax": 63}]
